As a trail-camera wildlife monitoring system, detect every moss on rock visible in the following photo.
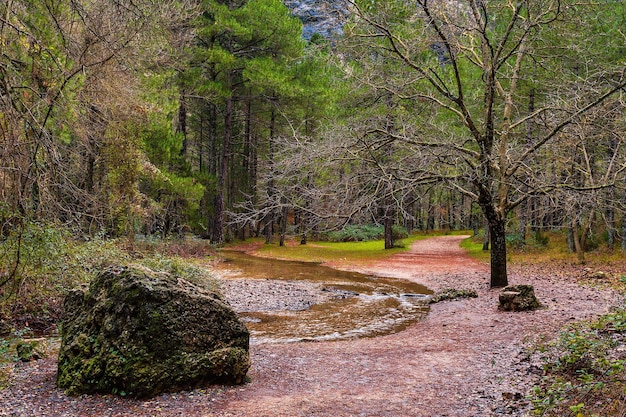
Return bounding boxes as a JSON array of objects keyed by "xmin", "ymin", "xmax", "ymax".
[
  {"xmin": 498, "ymin": 284, "xmax": 541, "ymax": 312},
  {"xmin": 57, "ymin": 266, "xmax": 250, "ymax": 397},
  {"xmin": 429, "ymin": 288, "xmax": 478, "ymax": 304}
]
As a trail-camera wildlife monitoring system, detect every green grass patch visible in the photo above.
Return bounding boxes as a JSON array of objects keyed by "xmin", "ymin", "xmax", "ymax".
[
  {"xmin": 459, "ymin": 234, "xmax": 490, "ymax": 262},
  {"xmin": 255, "ymin": 234, "xmax": 427, "ymax": 263}
]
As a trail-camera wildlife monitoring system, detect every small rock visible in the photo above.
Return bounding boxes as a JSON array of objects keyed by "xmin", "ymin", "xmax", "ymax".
[
  {"xmin": 429, "ymin": 288, "xmax": 478, "ymax": 304},
  {"xmin": 16, "ymin": 338, "xmax": 48, "ymax": 362},
  {"xmin": 498, "ymin": 285, "xmax": 541, "ymax": 312}
]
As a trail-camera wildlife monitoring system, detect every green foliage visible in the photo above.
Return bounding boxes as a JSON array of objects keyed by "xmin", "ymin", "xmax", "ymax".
[
  {"xmin": 530, "ymin": 307, "xmax": 626, "ymax": 416},
  {"xmin": 0, "ymin": 221, "xmax": 222, "ymax": 330},
  {"xmin": 141, "ymin": 121, "xmax": 184, "ymax": 168},
  {"xmin": 459, "ymin": 235, "xmax": 490, "ymax": 261},
  {"xmin": 255, "ymin": 234, "xmax": 425, "ymax": 262},
  {"xmin": 134, "ymin": 253, "xmax": 219, "ymax": 292},
  {"xmin": 325, "ymin": 224, "xmax": 383, "ymax": 242},
  {"xmin": 507, "ymin": 230, "xmax": 550, "ymax": 249},
  {"xmin": 0, "ymin": 222, "xmax": 130, "ymax": 320},
  {"xmin": 323, "ymin": 224, "xmax": 408, "ymax": 242},
  {"xmin": 140, "ymin": 167, "xmax": 206, "ymax": 236}
]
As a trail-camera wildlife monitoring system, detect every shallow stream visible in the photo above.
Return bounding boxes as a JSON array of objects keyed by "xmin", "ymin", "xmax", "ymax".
[{"xmin": 215, "ymin": 251, "xmax": 432, "ymax": 343}]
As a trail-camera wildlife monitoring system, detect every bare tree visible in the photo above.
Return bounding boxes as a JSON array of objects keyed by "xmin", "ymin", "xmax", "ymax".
[{"xmin": 343, "ymin": 0, "xmax": 626, "ymax": 287}]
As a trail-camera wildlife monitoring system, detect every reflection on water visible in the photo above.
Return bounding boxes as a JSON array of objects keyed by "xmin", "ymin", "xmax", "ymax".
[{"xmin": 216, "ymin": 250, "xmax": 432, "ymax": 343}]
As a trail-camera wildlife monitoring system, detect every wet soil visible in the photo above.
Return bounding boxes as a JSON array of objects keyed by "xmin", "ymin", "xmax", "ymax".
[
  {"xmin": 214, "ymin": 251, "xmax": 431, "ymax": 343},
  {"xmin": 1, "ymin": 235, "xmax": 622, "ymax": 416}
]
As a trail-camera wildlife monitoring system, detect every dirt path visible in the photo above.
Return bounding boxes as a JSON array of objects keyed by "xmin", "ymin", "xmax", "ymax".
[
  {"xmin": 1, "ymin": 236, "xmax": 621, "ymax": 416},
  {"xmin": 205, "ymin": 235, "xmax": 620, "ymax": 416}
]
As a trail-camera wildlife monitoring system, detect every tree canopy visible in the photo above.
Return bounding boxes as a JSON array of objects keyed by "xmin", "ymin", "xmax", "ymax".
[{"xmin": 1, "ymin": 0, "xmax": 626, "ymax": 287}]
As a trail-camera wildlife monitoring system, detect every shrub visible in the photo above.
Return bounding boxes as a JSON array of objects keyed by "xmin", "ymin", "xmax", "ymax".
[
  {"xmin": 324, "ymin": 224, "xmax": 408, "ymax": 243},
  {"xmin": 0, "ymin": 223, "xmax": 131, "ymax": 327},
  {"xmin": 530, "ymin": 308, "xmax": 626, "ymax": 416},
  {"xmin": 0, "ymin": 223, "xmax": 218, "ymax": 327}
]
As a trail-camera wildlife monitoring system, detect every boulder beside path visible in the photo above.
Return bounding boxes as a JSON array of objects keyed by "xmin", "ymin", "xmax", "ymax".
[{"xmin": 57, "ymin": 265, "xmax": 250, "ymax": 397}]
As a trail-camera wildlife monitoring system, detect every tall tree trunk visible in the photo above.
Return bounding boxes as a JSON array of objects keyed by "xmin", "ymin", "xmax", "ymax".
[
  {"xmin": 279, "ymin": 203, "xmax": 287, "ymax": 247},
  {"xmin": 384, "ymin": 213, "xmax": 394, "ymax": 249},
  {"xmin": 211, "ymin": 94, "xmax": 232, "ymax": 244},
  {"xmin": 607, "ymin": 200, "xmax": 615, "ymax": 250},
  {"xmin": 480, "ymin": 188, "xmax": 508, "ymax": 287},
  {"xmin": 265, "ymin": 105, "xmax": 277, "ymax": 244},
  {"xmin": 518, "ymin": 199, "xmax": 527, "ymax": 247},
  {"xmin": 85, "ymin": 105, "xmax": 102, "ymax": 194},
  {"xmin": 518, "ymin": 86, "xmax": 535, "ymax": 246},
  {"xmin": 177, "ymin": 92, "xmax": 187, "ymax": 157},
  {"xmin": 571, "ymin": 217, "xmax": 585, "ymax": 263},
  {"xmin": 488, "ymin": 215, "xmax": 507, "ymax": 287},
  {"xmin": 606, "ymin": 134, "xmax": 618, "ymax": 250},
  {"xmin": 622, "ymin": 195, "xmax": 626, "ymax": 252},
  {"xmin": 243, "ymin": 97, "xmax": 253, "ymax": 194}
]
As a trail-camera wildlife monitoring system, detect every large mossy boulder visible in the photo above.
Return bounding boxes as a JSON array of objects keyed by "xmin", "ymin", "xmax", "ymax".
[{"xmin": 57, "ymin": 266, "xmax": 250, "ymax": 397}]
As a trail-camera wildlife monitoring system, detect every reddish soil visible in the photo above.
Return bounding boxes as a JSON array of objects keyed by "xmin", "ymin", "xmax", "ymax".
[{"xmin": 1, "ymin": 236, "xmax": 621, "ymax": 416}]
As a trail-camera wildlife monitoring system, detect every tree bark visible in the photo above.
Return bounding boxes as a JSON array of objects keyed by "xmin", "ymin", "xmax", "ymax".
[
  {"xmin": 177, "ymin": 92, "xmax": 187, "ymax": 157},
  {"xmin": 279, "ymin": 204, "xmax": 287, "ymax": 247},
  {"xmin": 384, "ymin": 213, "xmax": 394, "ymax": 249},
  {"xmin": 211, "ymin": 94, "xmax": 232, "ymax": 245},
  {"xmin": 482, "ymin": 218, "xmax": 490, "ymax": 251},
  {"xmin": 264, "ymin": 106, "xmax": 277, "ymax": 244},
  {"xmin": 488, "ymin": 216, "xmax": 508, "ymax": 288},
  {"xmin": 571, "ymin": 217, "xmax": 585, "ymax": 263}
]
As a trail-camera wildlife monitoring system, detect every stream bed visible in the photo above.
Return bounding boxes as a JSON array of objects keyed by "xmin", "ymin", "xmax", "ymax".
[{"xmin": 213, "ymin": 251, "xmax": 432, "ymax": 344}]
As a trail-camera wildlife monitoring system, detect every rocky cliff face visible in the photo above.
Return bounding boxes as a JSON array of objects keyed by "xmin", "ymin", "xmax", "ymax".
[{"xmin": 284, "ymin": 0, "xmax": 349, "ymax": 39}]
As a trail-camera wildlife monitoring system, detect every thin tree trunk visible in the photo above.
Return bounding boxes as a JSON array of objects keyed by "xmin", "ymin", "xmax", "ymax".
[
  {"xmin": 384, "ymin": 213, "xmax": 394, "ymax": 249},
  {"xmin": 265, "ymin": 105, "xmax": 277, "ymax": 244},
  {"xmin": 607, "ymin": 202, "xmax": 615, "ymax": 250},
  {"xmin": 571, "ymin": 217, "xmax": 585, "ymax": 263},
  {"xmin": 518, "ymin": 85, "xmax": 535, "ymax": 246},
  {"xmin": 622, "ymin": 202, "xmax": 626, "ymax": 252},
  {"xmin": 518, "ymin": 199, "xmax": 527, "ymax": 246},
  {"xmin": 279, "ymin": 204, "xmax": 287, "ymax": 247},
  {"xmin": 177, "ymin": 92, "xmax": 187, "ymax": 157}
]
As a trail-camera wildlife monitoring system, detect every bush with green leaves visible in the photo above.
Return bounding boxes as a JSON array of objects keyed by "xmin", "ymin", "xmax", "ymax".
[
  {"xmin": 0, "ymin": 222, "xmax": 219, "ymax": 330},
  {"xmin": 135, "ymin": 253, "xmax": 219, "ymax": 292},
  {"xmin": 0, "ymin": 222, "xmax": 131, "ymax": 322},
  {"xmin": 530, "ymin": 307, "xmax": 626, "ymax": 416},
  {"xmin": 324, "ymin": 224, "xmax": 408, "ymax": 242}
]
